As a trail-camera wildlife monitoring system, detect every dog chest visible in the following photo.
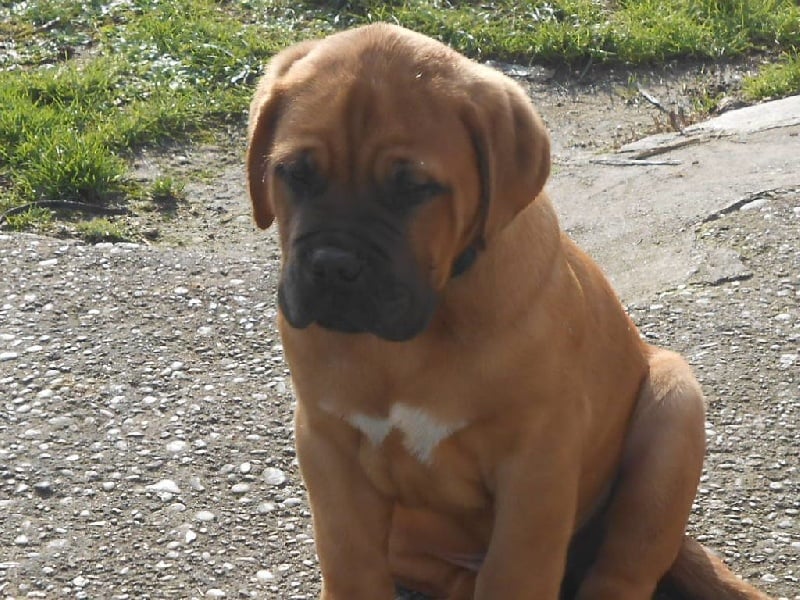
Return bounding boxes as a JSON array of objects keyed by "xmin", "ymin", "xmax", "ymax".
[
  {"xmin": 347, "ymin": 403, "xmax": 466, "ymax": 464},
  {"xmin": 325, "ymin": 401, "xmax": 488, "ymax": 510}
]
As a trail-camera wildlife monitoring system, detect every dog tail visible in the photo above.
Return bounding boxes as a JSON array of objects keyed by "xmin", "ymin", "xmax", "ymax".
[{"xmin": 659, "ymin": 536, "xmax": 772, "ymax": 600}]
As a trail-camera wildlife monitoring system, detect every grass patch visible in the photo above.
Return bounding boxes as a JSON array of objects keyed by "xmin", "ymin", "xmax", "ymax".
[
  {"xmin": 308, "ymin": 0, "xmax": 800, "ymax": 64},
  {"xmin": 743, "ymin": 51, "xmax": 800, "ymax": 100},
  {"xmin": 1, "ymin": 206, "xmax": 53, "ymax": 232},
  {"xmin": 0, "ymin": 0, "xmax": 306, "ymax": 227},
  {"xmin": 1, "ymin": 0, "xmax": 799, "ymax": 233},
  {"xmin": 150, "ymin": 175, "xmax": 186, "ymax": 205},
  {"xmin": 74, "ymin": 217, "xmax": 132, "ymax": 243}
]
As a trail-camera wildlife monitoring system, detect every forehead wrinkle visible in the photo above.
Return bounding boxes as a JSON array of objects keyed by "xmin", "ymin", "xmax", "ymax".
[{"xmin": 339, "ymin": 78, "xmax": 414, "ymax": 186}]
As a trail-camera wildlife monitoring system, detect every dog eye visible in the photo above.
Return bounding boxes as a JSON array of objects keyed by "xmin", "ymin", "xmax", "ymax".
[
  {"xmin": 276, "ymin": 153, "xmax": 324, "ymax": 196},
  {"xmin": 385, "ymin": 162, "xmax": 445, "ymax": 207}
]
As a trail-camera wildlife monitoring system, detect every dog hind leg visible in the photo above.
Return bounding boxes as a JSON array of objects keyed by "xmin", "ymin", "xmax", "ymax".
[{"xmin": 575, "ymin": 348, "xmax": 706, "ymax": 600}]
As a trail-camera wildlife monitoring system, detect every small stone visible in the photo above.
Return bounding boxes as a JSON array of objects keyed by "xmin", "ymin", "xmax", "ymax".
[
  {"xmin": 239, "ymin": 462, "xmax": 251, "ymax": 474},
  {"xmin": 174, "ymin": 287, "xmax": 189, "ymax": 296},
  {"xmin": 14, "ymin": 534, "xmax": 29, "ymax": 546},
  {"xmin": 195, "ymin": 510, "xmax": 216, "ymax": 522},
  {"xmin": 740, "ymin": 198, "xmax": 767, "ymax": 211},
  {"xmin": 231, "ymin": 483, "xmax": 250, "ymax": 495},
  {"xmin": 282, "ymin": 497, "xmax": 303, "ymax": 507},
  {"xmin": 257, "ymin": 502, "xmax": 275, "ymax": 514},
  {"xmin": 0, "ymin": 352, "xmax": 18, "ymax": 361},
  {"xmin": 263, "ymin": 467, "xmax": 286, "ymax": 487},
  {"xmin": 166, "ymin": 440, "xmax": 188, "ymax": 454},
  {"xmin": 146, "ymin": 479, "xmax": 181, "ymax": 494},
  {"xmin": 256, "ymin": 569, "xmax": 274, "ymax": 583},
  {"xmin": 185, "ymin": 530, "xmax": 197, "ymax": 543},
  {"xmin": 33, "ymin": 481, "xmax": 54, "ymax": 498},
  {"xmin": 206, "ymin": 589, "xmax": 226, "ymax": 598},
  {"xmin": 72, "ymin": 576, "xmax": 88, "ymax": 588}
]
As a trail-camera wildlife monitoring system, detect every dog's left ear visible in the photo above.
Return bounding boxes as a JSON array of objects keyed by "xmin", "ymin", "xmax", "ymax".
[
  {"xmin": 461, "ymin": 69, "xmax": 551, "ymax": 239},
  {"xmin": 246, "ymin": 40, "xmax": 319, "ymax": 229}
]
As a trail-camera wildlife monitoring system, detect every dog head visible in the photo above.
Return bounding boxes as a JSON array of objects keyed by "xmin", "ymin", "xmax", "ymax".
[{"xmin": 247, "ymin": 24, "xmax": 550, "ymax": 341}]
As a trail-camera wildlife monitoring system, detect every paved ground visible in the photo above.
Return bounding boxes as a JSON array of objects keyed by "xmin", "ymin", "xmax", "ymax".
[{"xmin": 1, "ymin": 96, "xmax": 798, "ymax": 599}]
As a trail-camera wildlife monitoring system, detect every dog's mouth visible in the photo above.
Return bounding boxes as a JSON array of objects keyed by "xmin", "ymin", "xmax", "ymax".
[
  {"xmin": 279, "ymin": 275, "xmax": 431, "ymax": 342},
  {"xmin": 278, "ymin": 237, "xmax": 435, "ymax": 341}
]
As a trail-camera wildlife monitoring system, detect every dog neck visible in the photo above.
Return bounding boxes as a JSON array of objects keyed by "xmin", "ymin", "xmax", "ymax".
[{"xmin": 436, "ymin": 194, "xmax": 566, "ymax": 339}]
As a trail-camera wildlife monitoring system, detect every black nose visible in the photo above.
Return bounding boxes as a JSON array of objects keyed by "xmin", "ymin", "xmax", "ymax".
[{"xmin": 308, "ymin": 246, "xmax": 364, "ymax": 284}]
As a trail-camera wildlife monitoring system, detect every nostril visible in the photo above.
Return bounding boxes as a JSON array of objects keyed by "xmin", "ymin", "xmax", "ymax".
[{"xmin": 309, "ymin": 247, "xmax": 364, "ymax": 283}]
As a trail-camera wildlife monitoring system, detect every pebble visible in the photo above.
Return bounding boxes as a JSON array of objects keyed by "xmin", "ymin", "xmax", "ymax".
[
  {"xmin": 256, "ymin": 569, "xmax": 274, "ymax": 583},
  {"xmin": 0, "ymin": 351, "xmax": 18, "ymax": 361},
  {"xmin": 231, "ymin": 483, "xmax": 250, "ymax": 495},
  {"xmin": 166, "ymin": 440, "xmax": 188, "ymax": 453},
  {"xmin": 206, "ymin": 590, "xmax": 226, "ymax": 598},
  {"xmin": 257, "ymin": 502, "xmax": 275, "ymax": 513},
  {"xmin": 33, "ymin": 481, "xmax": 54, "ymax": 498},
  {"xmin": 263, "ymin": 467, "xmax": 286, "ymax": 486},
  {"xmin": 195, "ymin": 510, "xmax": 216, "ymax": 522},
  {"xmin": 146, "ymin": 479, "xmax": 181, "ymax": 494}
]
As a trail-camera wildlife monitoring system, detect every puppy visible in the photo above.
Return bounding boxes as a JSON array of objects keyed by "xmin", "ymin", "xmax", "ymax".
[{"xmin": 247, "ymin": 23, "xmax": 771, "ymax": 600}]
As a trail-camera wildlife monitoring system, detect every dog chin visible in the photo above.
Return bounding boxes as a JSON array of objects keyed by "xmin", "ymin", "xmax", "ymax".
[{"xmin": 278, "ymin": 285, "xmax": 432, "ymax": 342}]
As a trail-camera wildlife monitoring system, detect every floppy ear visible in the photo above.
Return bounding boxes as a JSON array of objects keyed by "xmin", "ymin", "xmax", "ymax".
[
  {"xmin": 462, "ymin": 70, "xmax": 551, "ymax": 240},
  {"xmin": 246, "ymin": 40, "xmax": 319, "ymax": 229}
]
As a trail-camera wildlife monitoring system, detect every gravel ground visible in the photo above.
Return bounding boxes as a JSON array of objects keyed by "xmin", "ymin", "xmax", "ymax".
[
  {"xmin": 1, "ymin": 66, "xmax": 798, "ymax": 598},
  {"xmin": 2, "ymin": 192, "xmax": 797, "ymax": 599}
]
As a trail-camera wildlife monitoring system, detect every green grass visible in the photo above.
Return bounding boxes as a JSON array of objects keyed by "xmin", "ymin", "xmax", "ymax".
[
  {"xmin": 743, "ymin": 51, "xmax": 800, "ymax": 100},
  {"xmin": 315, "ymin": 0, "xmax": 800, "ymax": 64},
  {"xmin": 2, "ymin": 206, "xmax": 53, "ymax": 232},
  {"xmin": 74, "ymin": 217, "xmax": 133, "ymax": 243},
  {"xmin": 0, "ymin": 0, "xmax": 309, "ymax": 226},
  {"xmin": 150, "ymin": 175, "xmax": 186, "ymax": 206},
  {"xmin": 1, "ymin": 0, "xmax": 799, "ymax": 232}
]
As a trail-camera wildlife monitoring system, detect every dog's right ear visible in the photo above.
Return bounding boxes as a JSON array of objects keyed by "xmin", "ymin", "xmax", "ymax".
[{"xmin": 246, "ymin": 40, "xmax": 318, "ymax": 229}]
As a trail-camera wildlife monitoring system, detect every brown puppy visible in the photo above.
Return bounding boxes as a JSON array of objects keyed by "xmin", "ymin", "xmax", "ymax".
[{"xmin": 246, "ymin": 23, "xmax": 771, "ymax": 600}]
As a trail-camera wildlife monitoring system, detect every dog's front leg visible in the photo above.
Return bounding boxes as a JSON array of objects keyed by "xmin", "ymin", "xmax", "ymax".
[
  {"xmin": 476, "ymin": 448, "xmax": 579, "ymax": 600},
  {"xmin": 295, "ymin": 402, "xmax": 396, "ymax": 600}
]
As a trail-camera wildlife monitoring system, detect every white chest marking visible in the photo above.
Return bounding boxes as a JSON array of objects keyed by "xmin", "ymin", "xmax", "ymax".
[
  {"xmin": 347, "ymin": 413, "xmax": 393, "ymax": 447},
  {"xmin": 345, "ymin": 403, "xmax": 466, "ymax": 465}
]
